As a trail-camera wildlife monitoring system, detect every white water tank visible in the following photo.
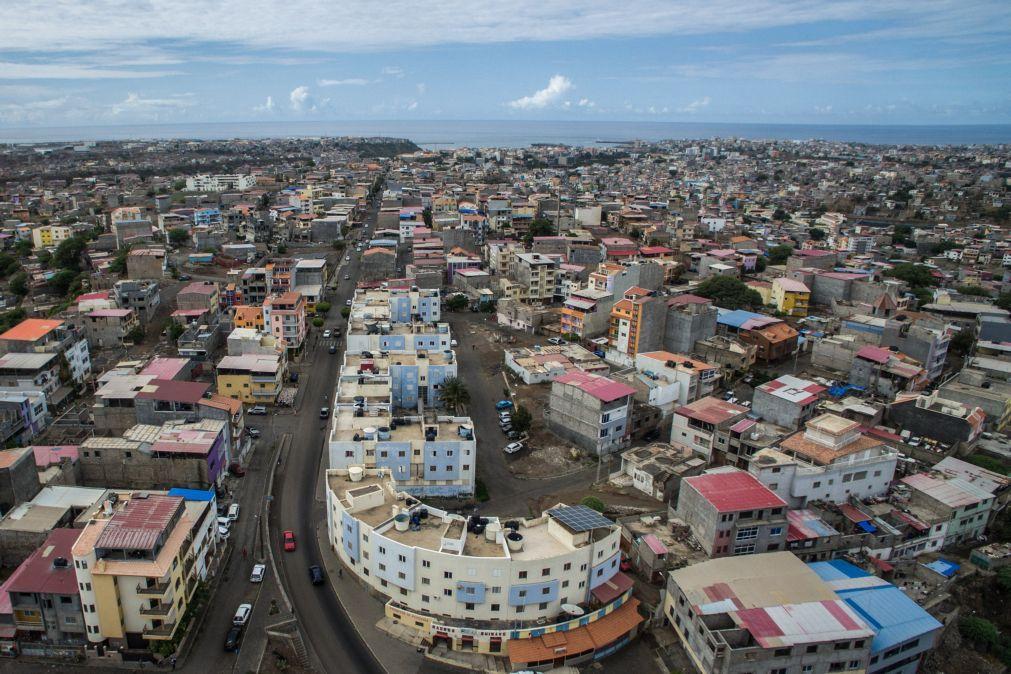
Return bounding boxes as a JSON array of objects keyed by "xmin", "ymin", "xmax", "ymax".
[
  {"xmin": 485, "ymin": 521, "xmax": 501, "ymax": 542},
  {"xmin": 348, "ymin": 466, "xmax": 364, "ymax": 482},
  {"xmin": 363, "ymin": 426, "xmax": 378, "ymax": 440},
  {"xmin": 506, "ymin": 531, "xmax": 524, "ymax": 552}
]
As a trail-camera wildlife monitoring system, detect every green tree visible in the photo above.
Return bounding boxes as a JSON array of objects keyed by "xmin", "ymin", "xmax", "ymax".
[
  {"xmin": 108, "ymin": 245, "xmax": 131, "ymax": 276},
  {"xmin": 9, "ymin": 271, "xmax": 29, "ymax": 297},
  {"xmin": 949, "ymin": 329, "xmax": 975, "ymax": 356},
  {"xmin": 511, "ymin": 405, "xmax": 533, "ymax": 435},
  {"xmin": 312, "ymin": 317, "xmax": 324, "ymax": 328},
  {"xmin": 49, "ymin": 270, "xmax": 80, "ymax": 297},
  {"xmin": 956, "ymin": 285, "xmax": 991, "ymax": 297},
  {"xmin": 446, "ymin": 294, "xmax": 468, "ymax": 311},
  {"xmin": 0, "ymin": 253, "xmax": 21, "ymax": 277},
  {"xmin": 959, "ymin": 616, "xmax": 998, "ymax": 647},
  {"xmin": 808, "ymin": 227, "xmax": 826, "ymax": 241},
  {"xmin": 580, "ymin": 496, "xmax": 606, "ymax": 513},
  {"xmin": 332, "ymin": 240, "xmax": 346, "ymax": 251},
  {"xmin": 125, "ymin": 325, "xmax": 145, "ymax": 344},
  {"xmin": 14, "ymin": 239, "xmax": 33, "ymax": 257},
  {"xmin": 52, "ymin": 235, "xmax": 88, "ymax": 271},
  {"xmin": 772, "ymin": 207, "xmax": 789, "ymax": 222},
  {"xmin": 438, "ymin": 377, "xmax": 470, "ymax": 413},
  {"xmin": 891, "ymin": 223, "xmax": 914, "ymax": 247},
  {"xmin": 168, "ymin": 321, "xmax": 185, "ymax": 340},
  {"xmin": 695, "ymin": 276, "xmax": 764, "ymax": 310},
  {"xmin": 931, "ymin": 240, "xmax": 959, "ymax": 255},
  {"xmin": 766, "ymin": 244, "xmax": 794, "ymax": 265},
  {"xmin": 523, "ymin": 217, "xmax": 556, "ymax": 243},
  {"xmin": 172, "ymin": 179, "xmax": 186, "ymax": 191},
  {"xmin": 340, "ymin": 306, "xmax": 351, "ymax": 319},
  {"xmin": 316, "ymin": 301, "xmax": 331, "ymax": 315},
  {"xmin": 422, "ymin": 207, "xmax": 432, "ymax": 227},
  {"xmin": 168, "ymin": 228, "xmax": 190, "ymax": 245},
  {"xmin": 753, "ymin": 256, "xmax": 767, "ymax": 273},
  {"xmin": 884, "ymin": 263, "xmax": 938, "ymax": 288},
  {"xmin": 34, "ymin": 250, "xmax": 51, "ymax": 269},
  {"xmin": 997, "ymin": 566, "xmax": 1011, "ymax": 593},
  {"xmin": 998, "ymin": 292, "xmax": 1011, "ymax": 312},
  {"xmin": 277, "ymin": 243, "xmax": 287, "ymax": 254}
]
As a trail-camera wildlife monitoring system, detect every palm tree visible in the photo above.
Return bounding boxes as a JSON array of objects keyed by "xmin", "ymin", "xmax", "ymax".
[{"xmin": 439, "ymin": 377, "xmax": 470, "ymax": 413}]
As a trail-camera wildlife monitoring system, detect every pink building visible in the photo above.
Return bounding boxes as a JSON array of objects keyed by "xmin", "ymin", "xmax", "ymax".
[{"xmin": 264, "ymin": 292, "xmax": 306, "ymax": 353}]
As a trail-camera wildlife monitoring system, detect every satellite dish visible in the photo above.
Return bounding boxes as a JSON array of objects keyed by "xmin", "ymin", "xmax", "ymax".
[{"xmin": 561, "ymin": 603, "xmax": 584, "ymax": 616}]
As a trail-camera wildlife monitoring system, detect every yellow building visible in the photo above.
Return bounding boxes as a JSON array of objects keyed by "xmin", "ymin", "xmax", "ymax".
[
  {"xmin": 232, "ymin": 305, "xmax": 265, "ymax": 330},
  {"xmin": 72, "ymin": 492, "xmax": 217, "ymax": 650},
  {"xmin": 31, "ymin": 224, "xmax": 73, "ymax": 249},
  {"xmin": 215, "ymin": 353, "xmax": 284, "ymax": 404},
  {"xmin": 770, "ymin": 277, "xmax": 811, "ymax": 317}
]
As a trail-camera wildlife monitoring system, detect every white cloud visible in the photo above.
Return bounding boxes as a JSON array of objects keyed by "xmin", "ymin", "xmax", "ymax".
[
  {"xmin": 253, "ymin": 95, "xmax": 275, "ymax": 112},
  {"xmin": 0, "ymin": 61, "xmax": 176, "ymax": 80},
  {"xmin": 677, "ymin": 96, "xmax": 710, "ymax": 113},
  {"xmin": 508, "ymin": 75, "xmax": 573, "ymax": 110},
  {"xmin": 381, "ymin": 66, "xmax": 405, "ymax": 78},
  {"xmin": 0, "ymin": 96, "xmax": 70, "ymax": 123},
  {"xmin": 111, "ymin": 92, "xmax": 195, "ymax": 115},
  {"xmin": 317, "ymin": 78, "xmax": 370, "ymax": 86},
  {"xmin": 577, "ymin": 97, "xmax": 595, "ymax": 108},
  {"xmin": 289, "ymin": 85, "xmax": 311, "ymax": 111},
  {"xmin": 407, "ymin": 100, "xmax": 418, "ymax": 111},
  {"xmin": 416, "ymin": 83, "xmax": 426, "ymax": 95}
]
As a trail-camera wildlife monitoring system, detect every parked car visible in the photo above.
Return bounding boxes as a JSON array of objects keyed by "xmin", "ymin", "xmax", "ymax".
[
  {"xmin": 218, "ymin": 525, "xmax": 231, "ymax": 539},
  {"xmin": 500, "ymin": 423, "xmax": 513, "ymax": 433},
  {"xmin": 345, "ymin": 299, "xmax": 352, "ymax": 306},
  {"xmin": 289, "ymin": 371, "xmax": 299, "ymax": 383},
  {"xmin": 309, "ymin": 565, "xmax": 324, "ymax": 585},
  {"xmin": 323, "ymin": 329, "xmax": 332, "ymax": 339},
  {"xmin": 328, "ymin": 343, "xmax": 337, "ymax": 354},
  {"xmin": 250, "ymin": 563, "xmax": 266, "ymax": 583},
  {"xmin": 344, "ymin": 274, "xmax": 351, "ymax": 280},
  {"xmin": 450, "ymin": 339, "xmax": 459, "ymax": 347},
  {"xmin": 228, "ymin": 503, "xmax": 240, "ymax": 521},
  {"xmin": 503, "ymin": 442, "xmax": 524, "ymax": 454},
  {"xmin": 178, "ymin": 274, "xmax": 192, "ymax": 281},
  {"xmin": 217, "ymin": 516, "xmax": 231, "ymax": 529},
  {"xmin": 505, "ymin": 430, "xmax": 522, "ymax": 441},
  {"xmin": 319, "ymin": 407, "xmax": 330, "ymax": 419},
  {"xmin": 547, "ymin": 337, "xmax": 565, "ymax": 345},
  {"xmin": 283, "ymin": 530, "xmax": 296, "ymax": 551},
  {"xmin": 247, "ymin": 405, "xmax": 267, "ymax": 415},
  {"xmin": 232, "ymin": 603, "xmax": 252, "ymax": 626},
  {"xmin": 247, "ymin": 427, "xmax": 261, "ymax": 439},
  {"xmin": 495, "ymin": 400, "xmax": 514, "ymax": 411},
  {"xmin": 224, "ymin": 626, "xmax": 242, "ymax": 652}
]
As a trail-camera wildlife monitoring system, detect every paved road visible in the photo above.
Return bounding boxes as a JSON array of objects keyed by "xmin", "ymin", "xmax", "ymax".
[{"xmin": 269, "ymin": 202, "xmax": 385, "ymax": 674}]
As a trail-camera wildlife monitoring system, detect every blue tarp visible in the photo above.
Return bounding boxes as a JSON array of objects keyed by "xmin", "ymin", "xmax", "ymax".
[
  {"xmin": 922, "ymin": 559, "xmax": 960, "ymax": 578},
  {"xmin": 167, "ymin": 488, "xmax": 215, "ymax": 502},
  {"xmin": 857, "ymin": 520, "xmax": 878, "ymax": 533}
]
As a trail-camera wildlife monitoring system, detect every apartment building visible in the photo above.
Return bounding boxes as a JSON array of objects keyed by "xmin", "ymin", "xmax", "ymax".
[
  {"xmin": 749, "ymin": 414, "xmax": 899, "ymax": 508},
  {"xmin": 752, "ymin": 375, "xmax": 826, "ymax": 430},
  {"xmin": 263, "ymin": 291, "xmax": 306, "ymax": 353},
  {"xmin": 125, "ymin": 248, "xmax": 166, "ymax": 280},
  {"xmin": 185, "ymin": 173, "xmax": 255, "ymax": 191},
  {"xmin": 0, "ymin": 319, "xmax": 91, "ymax": 386},
  {"xmin": 30, "ymin": 224, "xmax": 74, "ymax": 249},
  {"xmin": 663, "ymin": 294, "xmax": 718, "ymax": 354},
  {"xmin": 512, "ymin": 253, "xmax": 560, "ymax": 303},
  {"xmin": 634, "ymin": 351, "xmax": 721, "ymax": 409},
  {"xmin": 676, "ymin": 467, "xmax": 788, "ymax": 557},
  {"xmin": 664, "ymin": 552, "xmax": 874, "ymax": 674},
  {"xmin": 82, "ymin": 309, "xmax": 140, "ymax": 349},
  {"xmin": 881, "ymin": 314, "xmax": 952, "ymax": 382},
  {"xmin": 548, "ymin": 371, "xmax": 635, "ymax": 456},
  {"xmin": 901, "ymin": 471, "xmax": 995, "ymax": 546},
  {"xmin": 175, "ymin": 282, "xmax": 220, "ymax": 319},
  {"xmin": 605, "ymin": 288, "xmax": 666, "ymax": 366},
  {"xmin": 0, "ymin": 352, "xmax": 61, "ymax": 398},
  {"xmin": 851, "ymin": 346, "xmax": 927, "ymax": 398},
  {"xmin": 113, "ymin": 280, "xmax": 161, "ymax": 324},
  {"xmin": 72, "ymin": 492, "xmax": 217, "ymax": 650},
  {"xmin": 327, "ymin": 469, "xmax": 638, "ymax": 659}
]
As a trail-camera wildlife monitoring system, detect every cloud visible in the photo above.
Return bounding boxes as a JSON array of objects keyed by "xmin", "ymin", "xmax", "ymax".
[
  {"xmin": 0, "ymin": 96, "xmax": 70, "ymax": 123},
  {"xmin": 111, "ymin": 92, "xmax": 195, "ymax": 115},
  {"xmin": 381, "ymin": 66, "xmax": 405, "ymax": 78},
  {"xmin": 407, "ymin": 100, "xmax": 418, "ymax": 111},
  {"xmin": 677, "ymin": 96, "xmax": 710, "ymax": 113},
  {"xmin": 253, "ymin": 95, "xmax": 275, "ymax": 112},
  {"xmin": 289, "ymin": 85, "xmax": 311, "ymax": 111},
  {"xmin": 508, "ymin": 75, "xmax": 573, "ymax": 110},
  {"xmin": 577, "ymin": 98, "xmax": 595, "ymax": 108},
  {"xmin": 317, "ymin": 78, "xmax": 370, "ymax": 86},
  {"xmin": 0, "ymin": 61, "xmax": 177, "ymax": 80},
  {"xmin": 416, "ymin": 83, "xmax": 426, "ymax": 95}
]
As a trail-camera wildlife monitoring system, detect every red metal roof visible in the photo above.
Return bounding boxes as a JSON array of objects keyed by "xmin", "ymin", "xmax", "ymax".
[
  {"xmin": 136, "ymin": 379, "xmax": 209, "ymax": 404},
  {"xmin": 554, "ymin": 371, "xmax": 635, "ymax": 403},
  {"xmin": 6, "ymin": 528, "xmax": 82, "ymax": 596},
  {"xmin": 590, "ymin": 571, "xmax": 634, "ymax": 604},
  {"xmin": 96, "ymin": 495, "xmax": 182, "ymax": 551},
  {"xmin": 684, "ymin": 470, "xmax": 787, "ymax": 513}
]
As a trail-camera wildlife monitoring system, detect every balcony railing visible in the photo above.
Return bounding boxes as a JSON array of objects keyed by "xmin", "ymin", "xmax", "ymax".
[
  {"xmin": 139, "ymin": 604, "xmax": 173, "ymax": 617},
  {"xmin": 142, "ymin": 622, "xmax": 177, "ymax": 639},
  {"xmin": 136, "ymin": 581, "xmax": 170, "ymax": 596}
]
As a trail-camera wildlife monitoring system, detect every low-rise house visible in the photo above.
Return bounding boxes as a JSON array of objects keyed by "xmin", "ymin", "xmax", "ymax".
[
  {"xmin": 0, "ymin": 486, "xmax": 109, "ymax": 568},
  {"xmin": 83, "ymin": 309, "xmax": 139, "ymax": 349},
  {"xmin": 548, "ymin": 371, "xmax": 636, "ymax": 456},
  {"xmin": 669, "ymin": 396, "xmax": 749, "ymax": 460},
  {"xmin": 901, "ymin": 470, "xmax": 995, "ymax": 546},
  {"xmin": 749, "ymin": 414, "xmax": 899, "ymax": 507},
  {"xmin": 851, "ymin": 345, "xmax": 926, "ymax": 398},
  {"xmin": 752, "ymin": 374, "xmax": 826, "ymax": 430},
  {"xmin": 717, "ymin": 309, "xmax": 798, "ymax": 363},
  {"xmin": 215, "ymin": 354, "xmax": 284, "ymax": 405},
  {"xmin": 692, "ymin": 335, "xmax": 756, "ymax": 378},
  {"xmin": 675, "ymin": 467, "xmax": 788, "ymax": 557},
  {"xmin": 770, "ymin": 277, "xmax": 811, "ymax": 316},
  {"xmin": 504, "ymin": 344, "xmax": 607, "ymax": 384},
  {"xmin": 887, "ymin": 391, "xmax": 985, "ymax": 447},
  {"xmin": 633, "ymin": 351, "xmax": 721, "ymax": 410},
  {"xmin": 615, "ymin": 443, "xmax": 705, "ymax": 502},
  {"xmin": 0, "ymin": 446, "xmax": 42, "ymax": 513},
  {"xmin": 125, "ymin": 248, "xmax": 166, "ymax": 280},
  {"xmin": 0, "ymin": 319, "xmax": 91, "ymax": 386}
]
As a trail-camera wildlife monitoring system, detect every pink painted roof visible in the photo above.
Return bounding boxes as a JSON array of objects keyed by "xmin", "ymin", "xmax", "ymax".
[
  {"xmin": 31, "ymin": 445, "xmax": 80, "ymax": 468},
  {"xmin": 140, "ymin": 357, "xmax": 189, "ymax": 380},
  {"xmin": 77, "ymin": 291, "xmax": 111, "ymax": 302},
  {"xmin": 856, "ymin": 345, "xmax": 892, "ymax": 364},
  {"xmin": 685, "ymin": 470, "xmax": 786, "ymax": 513},
  {"xmin": 643, "ymin": 534, "xmax": 668, "ymax": 555},
  {"xmin": 554, "ymin": 371, "xmax": 635, "ymax": 402},
  {"xmin": 88, "ymin": 308, "xmax": 133, "ymax": 318},
  {"xmin": 775, "ymin": 278, "xmax": 810, "ymax": 293},
  {"xmin": 5, "ymin": 528, "xmax": 82, "ymax": 596},
  {"xmin": 676, "ymin": 396, "xmax": 748, "ymax": 425}
]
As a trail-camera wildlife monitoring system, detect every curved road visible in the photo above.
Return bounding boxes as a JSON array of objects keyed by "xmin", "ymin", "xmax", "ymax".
[{"xmin": 269, "ymin": 201, "xmax": 384, "ymax": 674}]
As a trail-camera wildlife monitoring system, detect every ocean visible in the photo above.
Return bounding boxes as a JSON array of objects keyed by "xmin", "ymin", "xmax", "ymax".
[{"xmin": 1, "ymin": 119, "xmax": 1009, "ymax": 148}]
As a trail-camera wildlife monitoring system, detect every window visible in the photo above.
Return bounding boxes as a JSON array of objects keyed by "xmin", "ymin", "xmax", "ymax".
[
  {"xmin": 490, "ymin": 604, "xmax": 500, "ymax": 612},
  {"xmin": 422, "ymin": 578, "xmax": 430, "ymax": 585},
  {"xmin": 422, "ymin": 560, "xmax": 431, "ymax": 568},
  {"xmin": 769, "ymin": 527, "xmax": 783, "ymax": 536},
  {"xmin": 539, "ymin": 602, "xmax": 548, "ymax": 610},
  {"xmin": 562, "ymin": 581, "xmax": 569, "ymax": 588},
  {"xmin": 443, "ymin": 589, "xmax": 452, "ymax": 597},
  {"xmin": 422, "ymin": 595, "xmax": 430, "ymax": 603},
  {"xmin": 60, "ymin": 596, "xmax": 73, "ymax": 604},
  {"xmin": 466, "ymin": 603, "xmax": 475, "ymax": 610},
  {"xmin": 542, "ymin": 568, "xmax": 550, "ymax": 576},
  {"xmin": 736, "ymin": 526, "xmax": 759, "ymax": 541},
  {"xmin": 443, "ymin": 571, "xmax": 453, "ymax": 579},
  {"xmin": 806, "ymin": 645, "xmax": 818, "ymax": 654},
  {"xmin": 518, "ymin": 571, "xmax": 527, "ymax": 579},
  {"xmin": 835, "ymin": 641, "xmax": 849, "ymax": 650},
  {"xmin": 774, "ymin": 648, "xmax": 791, "ymax": 657},
  {"xmin": 563, "ymin": 562, "xmax": 571, "ymax": 571},
  {"xmin": 733, "ymin": 543, "xmax": 756, "ymax": 555},
  {"xmin": 397, "ymin": 554, "xmax": 406, "ymax": 563},
  {"xmin": 542, "ymin": 587, "xmax": 551, "ymax": 595}
]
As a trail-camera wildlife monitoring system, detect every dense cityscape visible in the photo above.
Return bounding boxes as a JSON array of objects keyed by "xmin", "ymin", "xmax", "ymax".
[{"xmin": 0, "ymin": 134, "xmax": 1006, "ymax": 674}]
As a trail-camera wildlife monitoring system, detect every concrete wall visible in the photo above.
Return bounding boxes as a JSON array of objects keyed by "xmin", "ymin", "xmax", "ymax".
[
  {"xmin": 0, "ymin": 449, "xmax": 41, "ymax": 513},
  {"xmin": 664, "ymin": 304, "xmax": 718, "ymax": 354}
]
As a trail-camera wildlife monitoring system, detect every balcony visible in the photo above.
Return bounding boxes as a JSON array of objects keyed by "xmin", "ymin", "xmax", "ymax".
[
  {"xmin": 142, "ymin": 622, "xmax": 177, "ymax": 640},
  {"xmin": 139, "ymin": 603, "xmax": 173, "ymax": 617},
  {"xmin": 136, "ymin": 581, "xmax": 170, "ymax": 596}
]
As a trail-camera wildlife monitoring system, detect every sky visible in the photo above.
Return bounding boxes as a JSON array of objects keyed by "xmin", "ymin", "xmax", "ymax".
[{"xmin": 0, "ymin": 0, "xmax": 1009, "ymax": 128}]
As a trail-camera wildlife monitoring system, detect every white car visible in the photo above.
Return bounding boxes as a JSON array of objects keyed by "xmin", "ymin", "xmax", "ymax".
[
  {"xmin": 217, "ymin": 516, "xmax": 231, "ymax": 529},
  {"xmin": 233, "ymin": 603, "xmax": 252, "ymax": 626},
  {"xmin": 228, "ymin": 503, "xmax": 240, "ymax": 521},
  {"xmin": 450, "ymin": 339, "xmax": 458, "ymax": 347},
  {"xmin": 345, "ymin": 255, "xmax": 351, "ymax": 261},
  {"xmin": 547, "ymin": 337, "xmax": 565, "ymax": 346},
  {"xmin": 344, "ymin": 273, "xmax": 351, "ymax": 280},
  {"xmin": 503, "ymin": 442, "xmax": 524, "ymax": 454},
  {"xmin": 247, "ymin": 405, "xmax": 267, "ymax": 415},
  {"xmin": 323, "ymin": 329, "xmax": 332, "ymax": 339},
  {"xmin": 345, "ymin": 299, "xmax": 352, "ymax": 306},
  {"xmin": 218, "ymin": 525, "xmax": 231, "ymax": 539},
  {"xmin": 250, "ymin": 563, "xmax": 266, "ymax": 583}
]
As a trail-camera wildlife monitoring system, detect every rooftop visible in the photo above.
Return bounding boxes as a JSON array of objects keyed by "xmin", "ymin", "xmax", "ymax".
[
  {"xmin": 95, "ymin": 494, "xmax": 182, "ymax": 551},
  {"xmin": 554, "ymin": 370, "xmax": 635, "ymax": 403},
  {"xmin": 0, "ymin": 319, "xmax": 63, "ymax": 343},
  {"xmin": 5, "ymin": 528, "xmax": 82, "ymax": 596},
  {"xmin": 901, "ymin": 472, "xmax": 994, "ymax": 508},
  {"xmin": 684, "ymin": 468, "xmax": 787, "ymax": 513},
  {"xmin": 758, "ymin": 375, "xmax": 826, "ymax": 405},
  {"xmin": 675, "ymin": 396, "xmax": 748, "ymax": 425}
]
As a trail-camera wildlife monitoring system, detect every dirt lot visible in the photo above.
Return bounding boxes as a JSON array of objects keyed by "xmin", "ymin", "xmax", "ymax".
[{"xmin": 530, "ymin": 480, "xmax": 666, "ymax": 516}]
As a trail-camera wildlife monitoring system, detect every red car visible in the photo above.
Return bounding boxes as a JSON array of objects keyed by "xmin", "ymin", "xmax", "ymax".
[{"xmin": 283, "ymin": 530, "xmax": 296, "ymax": 552}]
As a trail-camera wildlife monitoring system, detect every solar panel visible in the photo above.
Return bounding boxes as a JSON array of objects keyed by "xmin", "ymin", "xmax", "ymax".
[{"xmin": 547, "ymin": 505, "xmax": 613, "ymax": 532}]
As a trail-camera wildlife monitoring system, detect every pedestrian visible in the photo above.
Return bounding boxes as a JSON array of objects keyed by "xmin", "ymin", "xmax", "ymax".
[
  {"xmin": 242, "ymin": 547, "xmax": 247, "ymax": 559},
  {"xmin": 170, "ymin": 656, "xmax": 177, "ymax": 671},
  {"xmin": 338, "ymin": 567, "xmax": 343, "ymax": 579}
]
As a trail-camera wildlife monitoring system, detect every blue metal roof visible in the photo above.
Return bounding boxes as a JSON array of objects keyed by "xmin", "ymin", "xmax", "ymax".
[
  {"xmin": 167, "ymin": 488, "xmax": 215, "ymax": 502},
  {"xmin": 922, "ymin": 559, "xmax": 960, "ymax": 578},
  {"xmin": 809, "ymin": 560, "xmax": 943, "ymax": 654},
  {"xmin": 716, "ymin": 309, "xmax": 766, "ymax": 329}
]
